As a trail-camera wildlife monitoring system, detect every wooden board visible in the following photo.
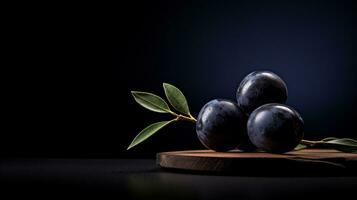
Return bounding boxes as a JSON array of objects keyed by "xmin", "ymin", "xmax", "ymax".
[{"xmin": 157, "ymin": 149, "xmax": 357, "ymax": 175}]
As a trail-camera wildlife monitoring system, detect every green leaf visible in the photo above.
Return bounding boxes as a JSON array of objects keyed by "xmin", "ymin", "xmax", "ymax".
[
  {"xmin": 321, "ymin": 137, "xmax": 339, "ymax": 142},
  {"xmin": 131, "ymin": 91, "xmax": 171, "ymax": 113},
  {"xmin": 163, "ymin": 83, "xmax": 190, "ymax": 115},
  {"xmin": 323, "ymin": 138, "xmax": 357, "ymax": 153},
  {"xmin": 294, "ymin": 144, "xmax": 307, "ymax": 151},
  {"xmin": 127, "ymin": 120, "xmax": 175, "ymax": 150}
]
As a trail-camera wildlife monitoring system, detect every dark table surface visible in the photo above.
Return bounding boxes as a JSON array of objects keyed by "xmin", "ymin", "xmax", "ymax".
[{"xmin": 1, "ymin": 158, "xmax": 356, "ymax": 200}]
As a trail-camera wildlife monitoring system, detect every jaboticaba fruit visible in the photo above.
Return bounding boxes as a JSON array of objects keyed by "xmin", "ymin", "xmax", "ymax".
[
  {"xmin": 196, "ymin": 99, "xmax": 248, "ymax": 152},
  {"xmin": 247, "ymin": 103, "xmax": 304, "ymax": 153},
  {"xmin": 237, "ymin": 71, "xmax": 288, "ymax": 114}
]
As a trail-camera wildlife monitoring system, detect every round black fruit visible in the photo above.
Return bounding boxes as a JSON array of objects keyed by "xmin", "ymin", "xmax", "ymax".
[
  {"xmin": 237, "ymin": 71, "xmax": 288, "ymax": 114},
  {"xmin": 247, "ymin": 103, "xmax": 304, "ymax": 153},
  {"xmin": 196, "ymin": 99, "xmax": 247, "ymax": 152}
]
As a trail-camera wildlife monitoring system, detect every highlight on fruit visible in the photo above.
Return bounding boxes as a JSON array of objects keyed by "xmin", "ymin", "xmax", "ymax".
[{"xmin": 127, "ymin": 71, "xmax": 357, "ymax": 154}]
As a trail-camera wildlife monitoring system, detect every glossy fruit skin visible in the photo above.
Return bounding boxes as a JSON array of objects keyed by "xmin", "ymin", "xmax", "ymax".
[
  {"xmin": 247, "ymin": 103, "xmax": 304, "ymax": 153},
  {"xmin": 237, "ymin": 71, "xmax": 288, "ymax": 114},
  {"xmin": 196, "ymin": 99, "xmax": 248, "ymax": 152}
]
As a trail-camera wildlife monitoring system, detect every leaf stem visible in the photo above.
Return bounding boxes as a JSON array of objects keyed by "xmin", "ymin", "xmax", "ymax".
[
  {"xmin": 169, "ymin": 111, "xmax": 197, "ymax": 123},
  {"xmin": 300, "ymin": 140, "xmax": 325, "ymax": 148},
  {"xmin": 300, "ymin": 139, "xmax": 323, "ymax": 147},
  {"xmin": 188, "ymin": 113, "xmax": 197, "ymax": 122}
]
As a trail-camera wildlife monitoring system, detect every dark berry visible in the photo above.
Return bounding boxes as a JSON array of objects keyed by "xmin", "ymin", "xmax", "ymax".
[
  {"xmin": 237, "ymin": 71, "xmax": 288, "ymax": 114},
  {"xmin": 196, "ymin": 99, "xmax": 248, "ymax": 152},
  {"xmin": 247, "ymin": 103, "xmax": 304, "ymax": 153}
]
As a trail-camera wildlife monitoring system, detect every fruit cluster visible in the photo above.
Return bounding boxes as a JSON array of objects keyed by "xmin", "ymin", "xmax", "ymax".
[
  {"xmin": 196, "ymin": 71, "xmax": 304, "ymax": 153},
  {"xmin": 128, "ymin": 72, "xmax": 356, "ymax": 153}
]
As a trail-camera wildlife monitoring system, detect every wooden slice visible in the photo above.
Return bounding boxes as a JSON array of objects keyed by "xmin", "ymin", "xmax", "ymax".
[{"xmin": 157, "ymin": 149, "xmax": 357, "ymax": 175}]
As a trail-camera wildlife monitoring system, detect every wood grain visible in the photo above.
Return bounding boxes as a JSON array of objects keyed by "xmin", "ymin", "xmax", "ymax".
[{"xmin": 157, "ymin": 149, "xmax": 357, "ymax": 175}]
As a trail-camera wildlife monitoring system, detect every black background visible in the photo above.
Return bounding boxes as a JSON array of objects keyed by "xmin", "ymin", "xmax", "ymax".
[{"xmin": 2, "ymin": 0, "xmax": 357, "ymax": 158}]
